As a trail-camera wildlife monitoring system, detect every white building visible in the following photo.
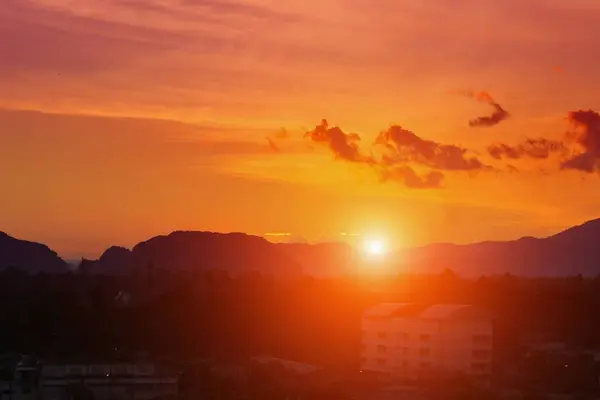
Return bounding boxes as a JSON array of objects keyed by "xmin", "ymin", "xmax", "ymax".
[{"xmin": 360, "ymin": 303, "xmax": 492, "ymax": 381}]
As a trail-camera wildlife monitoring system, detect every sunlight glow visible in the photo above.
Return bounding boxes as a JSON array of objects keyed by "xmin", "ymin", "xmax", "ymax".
[{"xmin": 364, "ymin": 238, "xmax": 385, "ymax": 256}]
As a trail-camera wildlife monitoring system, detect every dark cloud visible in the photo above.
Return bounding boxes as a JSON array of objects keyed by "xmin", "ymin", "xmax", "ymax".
[
  {"xmin": 488, "ymin": 138, "xmax": 565, "ymax": 160},
  {"xmin": 461, "ymin": 90, "xmax": 510, "ymax": 128},
  {"xmin": 375, "ymin": 125, "xmax": 490, "ymax": 171},
  {"xmin": 304, "ymin": 119, "xmax": 374, "ymax": 163},
  {"xmin": 303, "ymin": 120, "xmax": 488, "ymax": 189},
  {"xmin": 560, "ymin": 110, "xmax": 600, "ymax": 173},
  {"xmin": 380, "ymin": 166, "xmax": 444, "ymax": 189}
]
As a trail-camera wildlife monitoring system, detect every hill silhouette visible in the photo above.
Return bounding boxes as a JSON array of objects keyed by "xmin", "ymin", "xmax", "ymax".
[
  {"xmin": 84, "ymin": 231, "xmax": 303, "ymax": 277},
  {"xmin": 0, "ymin": 232, "xmax": 69, "ymax": 273},
  {"xmin": 3, "ymin": 218, "xmax": 600, "ymax": 277},
  {"xmin": 401, "ymin": 218, "xmax": 600, "ymax": 277}
]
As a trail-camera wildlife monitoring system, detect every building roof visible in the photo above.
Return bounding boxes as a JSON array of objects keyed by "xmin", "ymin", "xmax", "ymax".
[
  {"xmin": 363, "ymin": 303, "xmax": 489, "ymax": 321},
  {"xmin": 419, "ymin": 304, "xmax": 486, "ymax": 320}
]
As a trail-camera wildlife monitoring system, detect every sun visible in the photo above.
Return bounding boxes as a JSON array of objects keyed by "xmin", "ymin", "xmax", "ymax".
[{"xmin": 364, "ymin": 238, "xmax": 385, "ymax": 256}]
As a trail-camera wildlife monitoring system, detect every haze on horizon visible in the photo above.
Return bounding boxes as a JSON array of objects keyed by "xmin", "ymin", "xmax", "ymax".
[{"xmin": 1, "ymin": 0, "xmax": 600, "ymax": 259}]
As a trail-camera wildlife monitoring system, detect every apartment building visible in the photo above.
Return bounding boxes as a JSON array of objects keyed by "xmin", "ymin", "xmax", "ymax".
[{"xmin": 360, "ymin": 303, "xmax": 492, "ymax": 381}]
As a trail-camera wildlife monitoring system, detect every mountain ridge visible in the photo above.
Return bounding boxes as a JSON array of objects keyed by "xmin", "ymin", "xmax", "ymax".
[
  {"xmin": 0, "ymin": 231, "xmax": 69, "ymax": 273},
  {"xmin": 3, "ymin": 217, "xmax": 600, "ymax": 277}
]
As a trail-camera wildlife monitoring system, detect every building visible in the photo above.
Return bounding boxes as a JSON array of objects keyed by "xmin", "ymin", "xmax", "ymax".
[
  {"xmin": 0, "ymin": 355, "xmax": 41, "ymax": 400},
  {"xmin": 40, "ymin": 363, "xmax": 178, "ymax": 400},
  {"xmin": 360, "ymin": 303, "xmax": 493, "ymax": 382}
]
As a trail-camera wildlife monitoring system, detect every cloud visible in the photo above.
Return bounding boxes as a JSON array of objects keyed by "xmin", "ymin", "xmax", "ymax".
[
  {"xmin": 303, "ymin": 120, "xmax": 487, "ymax": 189},
  {"xmin": 304, "ymin": 119, "xmax": 374, "ymax": 163},
  {"xmin": 375, "ymin": 125, "xmax": 490, "ymax": 171},
  {"xmin": 180, "ymin": 0, "xmax": 299, "ymax": 22},
  {"xmin": 265, "ymin": 128, "xmax": 296, "ymax": 153},
  {"xmin": 0, "ymin": 0, "xmax": 195, "ymax": 75},
  {"xmin": 380, "ymin": 166, "xmax": 444, "ymax": 189},
  {"xmin": 266, "ymin": 137, "xmax": 280, "ymax": 152},
  {"xmin": 560, "ymin": 110, "xmax": 600, "ymax": 173},
  {"xmin": 0, "ymin": 108, "xmax": 277, "ymax": 167},
  {"xmin": 460, "ymin": 90, "xmax": 510, "ymax": 128},
  {"xmin": 488, "ymin": 138, "xmax": 565, "ymax": 160}
]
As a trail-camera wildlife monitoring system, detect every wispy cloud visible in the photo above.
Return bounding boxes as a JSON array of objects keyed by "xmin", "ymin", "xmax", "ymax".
[
  {"xmin": 488, "ymin": 138, "xmax": 566, "ymax": 160},
  {"xmin": 380, "ymin": 166, "xmax": 445, "ymax": 189},
  {"xmin": 459, "ymin": 90, "xmax": 510, "ymax": 128},
  {"xmin": 265, "ymin": 128, "xmax": 294, "ymax": 153}
]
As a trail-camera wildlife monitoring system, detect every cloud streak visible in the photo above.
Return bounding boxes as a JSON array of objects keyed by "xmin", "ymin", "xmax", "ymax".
[
  {"xmin": 461, "ymin": 90, "xmax": 510, "ymax": 128},
  {"xmin": 488, "ymin": 138, "xmax": 566, "ymax": 160},
  {"xmin": 380, "ymin": 166, "xmax": 445, "ymax": 189}
]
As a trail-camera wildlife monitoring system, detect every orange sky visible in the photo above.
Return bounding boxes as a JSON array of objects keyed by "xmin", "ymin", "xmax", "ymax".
[{"xmin": 1, "ymin": 0, "xmax": 600, "ymax": 258}]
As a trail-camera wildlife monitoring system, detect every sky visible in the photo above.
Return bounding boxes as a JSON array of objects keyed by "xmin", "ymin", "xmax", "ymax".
[{"xmin": 1, "ymin": 0, "xmax": 600, "ymax": 258}]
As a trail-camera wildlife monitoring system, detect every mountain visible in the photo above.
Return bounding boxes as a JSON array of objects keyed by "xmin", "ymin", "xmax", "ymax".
[
  {"xmin": 0, "ymin": 232, "xmax": 69, "ymax": 274},
  {"xmin": 400, "ymin": 218, "xmax": 600, "ymax": 277},
  {"xmin": 81, "ymin": 246, "xmax": 132, "ymax": 275},
  {"xmin": 6, "ymin": 217, "xmax": 600, "ymax": 277},
  {"xmin": 83, "ymin": 231, "xmax": 302, "ymax": 277}
]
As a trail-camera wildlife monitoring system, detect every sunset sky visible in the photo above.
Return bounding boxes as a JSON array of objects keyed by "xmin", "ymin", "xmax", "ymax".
[{"xmin": 1, "ymin": 0, "xmax": 600, "ymax": 258}]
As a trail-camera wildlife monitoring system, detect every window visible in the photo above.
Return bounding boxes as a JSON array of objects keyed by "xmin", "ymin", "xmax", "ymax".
[
  {"xmin": 472, "ymin": 350, "xmax": 491, "ymax": 359},
  {"xmin": 419, "ymin": 348, "xmax": 431, "ymax": 356},
  {"xmin": 377, "ymin": 345, "xmax": 387, "ymax": 353},
  {"xmin": 377, "ymin": 331, "xmax": 388, "ymax": 339},
  {"xmin": 376, "ymin": 358, "xmax": 387, "ymax": 366},
  {"xmin": 473, "ymin": 335, "xmax": 491, "ymax": 345},
  {"xmin": 420, "ymin": 334, "xmax": 431, "ymax": 341}
]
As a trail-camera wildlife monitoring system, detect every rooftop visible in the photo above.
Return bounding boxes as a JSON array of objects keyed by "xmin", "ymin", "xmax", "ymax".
[{"xmin": 363, "ymin": 303, "xmax": 489, "ymax": 321}]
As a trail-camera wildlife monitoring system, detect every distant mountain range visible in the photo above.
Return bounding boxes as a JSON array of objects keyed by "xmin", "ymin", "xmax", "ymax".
[
  {"xmin": 401, "ymin": 218, "xmax": 600, "ymax": 277},
  {"xmin": 3, "ymin": 218, "xmax": 600, "ymax": 277}
]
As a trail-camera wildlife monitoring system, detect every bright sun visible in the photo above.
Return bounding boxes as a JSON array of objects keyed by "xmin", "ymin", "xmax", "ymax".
[{"xmin": 364, "ymin": 239, "xmax": 385, "ymax": 256}]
